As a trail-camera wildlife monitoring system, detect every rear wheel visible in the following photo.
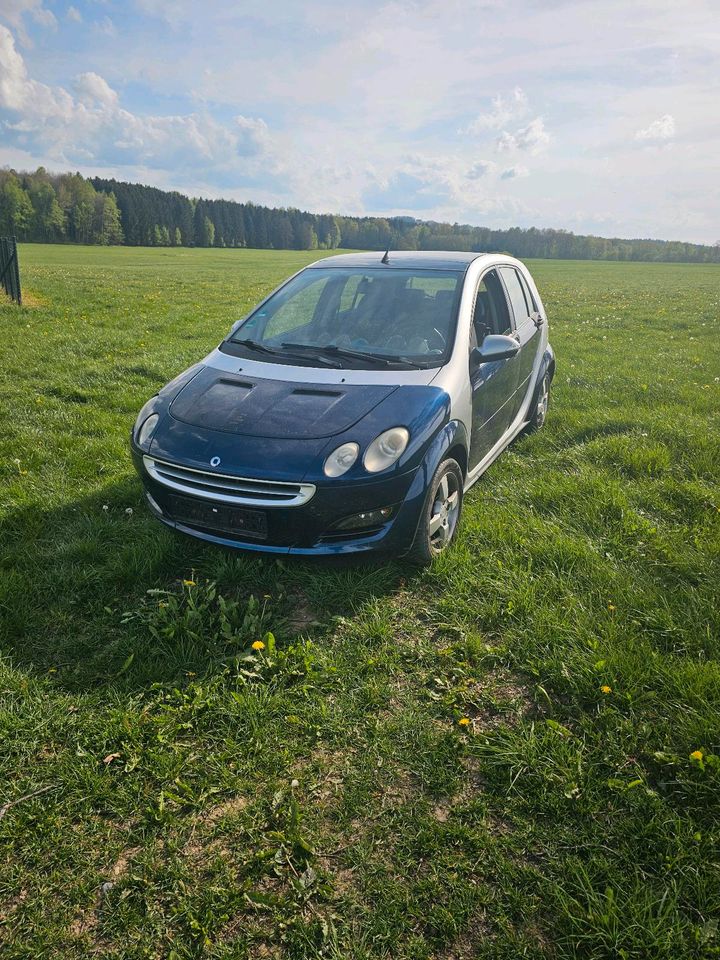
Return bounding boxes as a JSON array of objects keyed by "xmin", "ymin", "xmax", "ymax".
[
  {"xmin": 525, "ymin": 371, "xmax": 550, "ymax": 433},
  {"xmin": 406, "ymin": 458, "xmax": 463, "ymax": 564}
]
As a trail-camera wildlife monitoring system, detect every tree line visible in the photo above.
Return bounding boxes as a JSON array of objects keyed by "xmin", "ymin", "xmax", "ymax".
[
  {"xmin": 2, "ymin": 166, "xmax": 719, "ymax": 263},
  {"xmin": 0, "ymin": 168, "xmax": 123, "ymax": 245}
]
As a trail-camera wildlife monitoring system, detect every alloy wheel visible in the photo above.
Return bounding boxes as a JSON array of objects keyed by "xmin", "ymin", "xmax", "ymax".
[
  {"xmin": 428, "ymin": 471, "xmax": 461, "ymax": 553},
  {"xmin": 536, "ymin": 375, "xmax": 549, "ymax": 427}
]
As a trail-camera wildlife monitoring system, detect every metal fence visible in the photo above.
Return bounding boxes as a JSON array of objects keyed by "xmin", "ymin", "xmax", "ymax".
[{"xmin": 0, "ymin": 236, "xmax": 21, "ymax": 305}]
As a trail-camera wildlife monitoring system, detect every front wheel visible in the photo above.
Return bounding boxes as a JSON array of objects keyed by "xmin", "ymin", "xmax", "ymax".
[
  {"xmin": 525, "ymin": 371, "xmax": 550, "ymax": 433},
  {"xmin": 406, "ymin": 458, "xmax": 463, "ymax": 565}
]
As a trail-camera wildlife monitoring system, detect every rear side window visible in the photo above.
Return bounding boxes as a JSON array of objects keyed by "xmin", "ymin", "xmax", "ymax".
[
  {"xmin": 518, "ymin": 271, "xmax": 537, "ymax": 312},
  {"xmin": 499, "ymin": 267, "xmax": 531, "ymax": 327}
]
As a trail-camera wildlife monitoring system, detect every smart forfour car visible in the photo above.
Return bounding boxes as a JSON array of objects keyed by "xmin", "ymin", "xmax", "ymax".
[{"xmin": 131, "ymin": 251, "xmax": 554, "ymax": 562}]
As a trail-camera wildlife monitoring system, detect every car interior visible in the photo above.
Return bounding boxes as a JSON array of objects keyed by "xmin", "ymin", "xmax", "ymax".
[{"xmin": 472, "ymin": 270, "xmax": 512, "ymax": 346}]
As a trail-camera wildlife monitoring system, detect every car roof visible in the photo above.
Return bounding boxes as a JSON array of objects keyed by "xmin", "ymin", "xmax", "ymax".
[{"xmin": 307, "ymin": 250, "xmax": 490, "ymax": 272}]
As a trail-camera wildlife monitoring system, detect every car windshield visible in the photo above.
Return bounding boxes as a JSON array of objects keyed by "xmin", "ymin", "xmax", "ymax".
[{"xmin": 227, "ymin": 266, "xmax": 463, "ymax": 368}]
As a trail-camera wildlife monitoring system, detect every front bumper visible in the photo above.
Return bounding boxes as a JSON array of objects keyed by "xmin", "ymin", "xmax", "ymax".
[{"xmin": 132, "ymin": 448, "xmax": 427, "ymax": 557}]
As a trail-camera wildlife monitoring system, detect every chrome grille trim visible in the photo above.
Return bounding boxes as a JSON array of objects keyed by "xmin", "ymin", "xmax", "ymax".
[{"xmin": 143, "ymin": 456, "xmax": 315, "ymax": 507}]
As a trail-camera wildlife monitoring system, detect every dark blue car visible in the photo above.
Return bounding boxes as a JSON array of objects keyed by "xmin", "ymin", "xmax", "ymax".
[{"xmin": 131, "ymin": 251, "xmax": 554, "ymax": 562}]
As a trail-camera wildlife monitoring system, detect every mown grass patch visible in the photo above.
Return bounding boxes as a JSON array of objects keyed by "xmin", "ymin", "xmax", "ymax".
[{"xmin": 1, "ymin": 246, "xmax": 718, "ymax": 958}]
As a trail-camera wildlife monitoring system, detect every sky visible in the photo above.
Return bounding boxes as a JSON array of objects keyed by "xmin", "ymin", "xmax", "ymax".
[{"xmin": 1, "ymin": 0, "xmax": 719, "ymax": 244}]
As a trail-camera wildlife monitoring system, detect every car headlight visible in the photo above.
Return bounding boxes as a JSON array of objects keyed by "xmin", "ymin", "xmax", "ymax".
[
  {"xmin": 323, "ymin": 441, "xmax": 360, "ymax": 478},
  {"xmin": 363, "ymin": 427, "xmax": 409, "ymax": 473},
  {"xmin": 137, "ymin": 413, "xmax": 159, "ymax": 449},
  {"xmin": 134, "ymin": 397, "xmax": 160, "ymax": 449}
]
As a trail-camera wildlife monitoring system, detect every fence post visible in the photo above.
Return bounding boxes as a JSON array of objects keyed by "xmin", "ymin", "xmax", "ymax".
[{"xmin": 0, "ymin": 236, "xmax": 22, "ymax": 305}]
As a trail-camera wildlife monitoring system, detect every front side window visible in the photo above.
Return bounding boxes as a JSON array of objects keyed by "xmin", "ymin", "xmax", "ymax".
[
  {"xmin": 229, "ymin": 267, "xmax": 463, "ymax": 369},
  {"xmin": 471, "ymin": 269, "xmax": 512, "ymax": 347}
]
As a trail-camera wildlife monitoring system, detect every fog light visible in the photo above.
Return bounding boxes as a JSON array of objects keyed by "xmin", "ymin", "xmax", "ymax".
[{"xmin": 335, "ymin": 505, "xmax": 394, "ymax": 531}]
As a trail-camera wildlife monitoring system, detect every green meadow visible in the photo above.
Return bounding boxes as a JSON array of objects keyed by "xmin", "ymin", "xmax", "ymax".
[{"xmin": 1, "ymin": 244, "xmax": 718, "ymax": 959}]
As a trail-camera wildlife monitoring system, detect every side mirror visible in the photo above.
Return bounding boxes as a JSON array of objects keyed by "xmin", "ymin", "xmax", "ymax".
[{"xmin": 471, "ymin": 334, "xmax": 521, "ymax": 366}]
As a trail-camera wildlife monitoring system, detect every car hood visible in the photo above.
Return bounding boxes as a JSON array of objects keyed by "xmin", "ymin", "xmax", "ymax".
[{"xmin": 169, "ymin": 366, "xmax": 399, "ymax": 440}]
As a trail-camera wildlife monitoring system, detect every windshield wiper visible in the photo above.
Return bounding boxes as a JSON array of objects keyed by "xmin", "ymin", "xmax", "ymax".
[
  {"xmin": 282, "ymin": 343, "xmax": 421, "ymax": 369},
  {"xmin": 232, "ymin": 338, "xmax": 284, "ymax": 357},
  {"xmin": 232, "ymin": 338, "xmax": 340, "ymax": 367}
]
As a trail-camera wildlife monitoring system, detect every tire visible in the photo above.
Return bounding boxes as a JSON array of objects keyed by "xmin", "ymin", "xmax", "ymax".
[
  {"xmin": 525, "ymin": 371, "xmax": 550, "ymax": 434},
  {"xmin": 406, "ymin": 457, "xmax": 464, "ymax": 565}
]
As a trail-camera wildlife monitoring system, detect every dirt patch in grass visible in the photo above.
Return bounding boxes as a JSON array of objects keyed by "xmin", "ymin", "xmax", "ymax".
[
  {"xmin": 103, "ymin": 845, "xmax": 141, "ymax": 882},
  {"xmin": 202, "ymin": 794, "xmax": 249, "ymax": 825},
  {"xmin": 17, "ymin": 290, "xmax": 47, "ymax": 308},
  {"xmin": 440, "ymin": 909, "xmax": 494, "ymax": 959},
  {"xmin": 287, "ymin": 592, "xmax": 319, "ymax": 633}
]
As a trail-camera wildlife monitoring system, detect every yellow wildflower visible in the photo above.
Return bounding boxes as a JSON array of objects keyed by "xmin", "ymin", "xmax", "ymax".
[
  {"xmin": 690, "ymin": 750, "xmax": 703, "ymax": 761},
  {"xmin": 458, "ymin": 717, "xmax": 471, "ymax": 727},
  {"xmin": 251, "ymin": 640, "xmax": 266, "ymax": 651},
  {"xmin": 600, "ymin": 685, "xmax": 612, "ymax": 694},
  {"xmin": 183, "ymin": 579, "xmax": 196, "ymax": 587},
  {"xmin": 607, "ymin": 603, "xmax": 616, "ymax": 611}
]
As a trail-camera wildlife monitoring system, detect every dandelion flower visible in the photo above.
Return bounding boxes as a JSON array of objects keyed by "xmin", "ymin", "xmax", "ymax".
[
  {"xmin": 183, "ymin": 579, "xmax": 196, "ymax": 587},
  {"xmin": 125, "ymin": 507, "xmax": 133, "ymax": 516},
  {"xmin": 251, "ymin": 640, "xmax": 265, "ymax": 651},
  {"xmin": 607, "ymin": 603, "xmax": 616, "ymax": 611},
  {"xmin": 690, "ymin": 750, "xmax": 703, "ymax": 761},
  {"xmin": 600, "ymin": 685, "xmax": 612, "ymax": 694},
  {"xmin": 458, "ymin": 717, "xmax": 471, "ymax": 726}
]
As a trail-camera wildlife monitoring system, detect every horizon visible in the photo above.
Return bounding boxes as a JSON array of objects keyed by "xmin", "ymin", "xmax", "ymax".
[
  {"xmin": 7, "ymin": 166, "xmax": 720, "ymax": 251},
  {"xmin": 1, "ymin": 1, "xmax": 719, "ymax": 246}
]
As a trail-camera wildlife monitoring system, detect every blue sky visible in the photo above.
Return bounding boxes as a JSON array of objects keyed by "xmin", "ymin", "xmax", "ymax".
[{"xmin": 1, "ymin": 0, "xmax": 719, "ymax": 243}]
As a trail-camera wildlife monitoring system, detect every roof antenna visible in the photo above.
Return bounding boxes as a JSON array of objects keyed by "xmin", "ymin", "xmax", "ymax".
[{"xmin": 381, "ymin": 249, "xmax": 390, "ymax": 264}]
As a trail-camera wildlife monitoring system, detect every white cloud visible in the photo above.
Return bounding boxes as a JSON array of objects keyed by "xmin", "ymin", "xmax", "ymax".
[
  {"xmin": 466, "ymin": 160, "xmax": 497, "ymax": 179},
  {"xmin": 234, "ymin": 115, "xmax": 270, "ymax": 156},
  {"xmin": 0, "ymin": 0, "xmax": 56, "ymax": 43},
  {"xmin": 500, "ymin": 165, "xmax": 529, "ymax": 180},
  {"xmin": 497, "ymin": 117, "xmax": 551, "ymax": 155},
  {"xmin": 74, "ymin": 72, "xmax": 118, "ymax": 107},
  {"xmin": 0, "ymin": 25, "xmax": 278, "ymax": 179},
  {"xmin": 67, "ymin": 6, "xmax": 82, "ymax": 23},
  {"xmin": 93, "ymin": 16, "xmax": 117, "ymax": 37},
  {"xmin": 462, "ymin": 87, "xmax": 528, "ymax": 134},
  {"xmin": 31, "ymin": 5, "xmax": 56, "ymax": 28},
  {"xmin": 635, "ymin": 114, "xmax": 676, "ymax": 141}
]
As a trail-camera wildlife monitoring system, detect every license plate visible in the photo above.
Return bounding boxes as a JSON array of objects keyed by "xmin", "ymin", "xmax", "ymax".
[{"xmin": 168, "ymin": 495, "xmax": 268, "ymax": 539}]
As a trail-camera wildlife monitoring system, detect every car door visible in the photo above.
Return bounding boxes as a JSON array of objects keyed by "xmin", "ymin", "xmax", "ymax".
[
  {"xmin": 468, "ymin": 268, "xmax": 521, "ymax": 469},
  {"xmin": 498, "ymin": 266, "xmax": 542, "ymax": 422}
]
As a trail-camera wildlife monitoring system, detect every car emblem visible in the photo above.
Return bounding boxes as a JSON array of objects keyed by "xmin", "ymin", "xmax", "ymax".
[{"xmin": 210, "ymin": 456, "xmax": 221, "ymax": 467}]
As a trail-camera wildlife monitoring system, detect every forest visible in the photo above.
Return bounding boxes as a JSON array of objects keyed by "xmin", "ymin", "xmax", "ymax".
[{"xmin": 1, "ymin": 166, "xmax": 719, "ymax": 263}]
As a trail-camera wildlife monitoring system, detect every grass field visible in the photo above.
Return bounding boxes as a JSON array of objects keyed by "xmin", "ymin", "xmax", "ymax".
[{"xmin": 1, "ymin": 244, "xmax": 719, "ymax": 959}]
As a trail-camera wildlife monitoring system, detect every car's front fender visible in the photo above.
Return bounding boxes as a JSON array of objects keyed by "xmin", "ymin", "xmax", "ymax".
[
  {"xmin": 540, "ymin": 343, "xmax": 555, "ymax": 382},
  {"xmin": 402, "ymin": 418, "xmax": 469, "ymax": 505}
]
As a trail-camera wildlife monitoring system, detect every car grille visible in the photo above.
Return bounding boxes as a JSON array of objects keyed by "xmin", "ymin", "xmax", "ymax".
[{"xmin": 143, "ymin": 456, "xmax": 315, "ymax": 507}]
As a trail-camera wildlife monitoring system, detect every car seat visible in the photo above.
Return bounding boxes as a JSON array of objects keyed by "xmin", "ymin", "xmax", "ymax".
[{"xmin": 473, "ymin": 291, "xmax": 493, "ymax": 344}]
